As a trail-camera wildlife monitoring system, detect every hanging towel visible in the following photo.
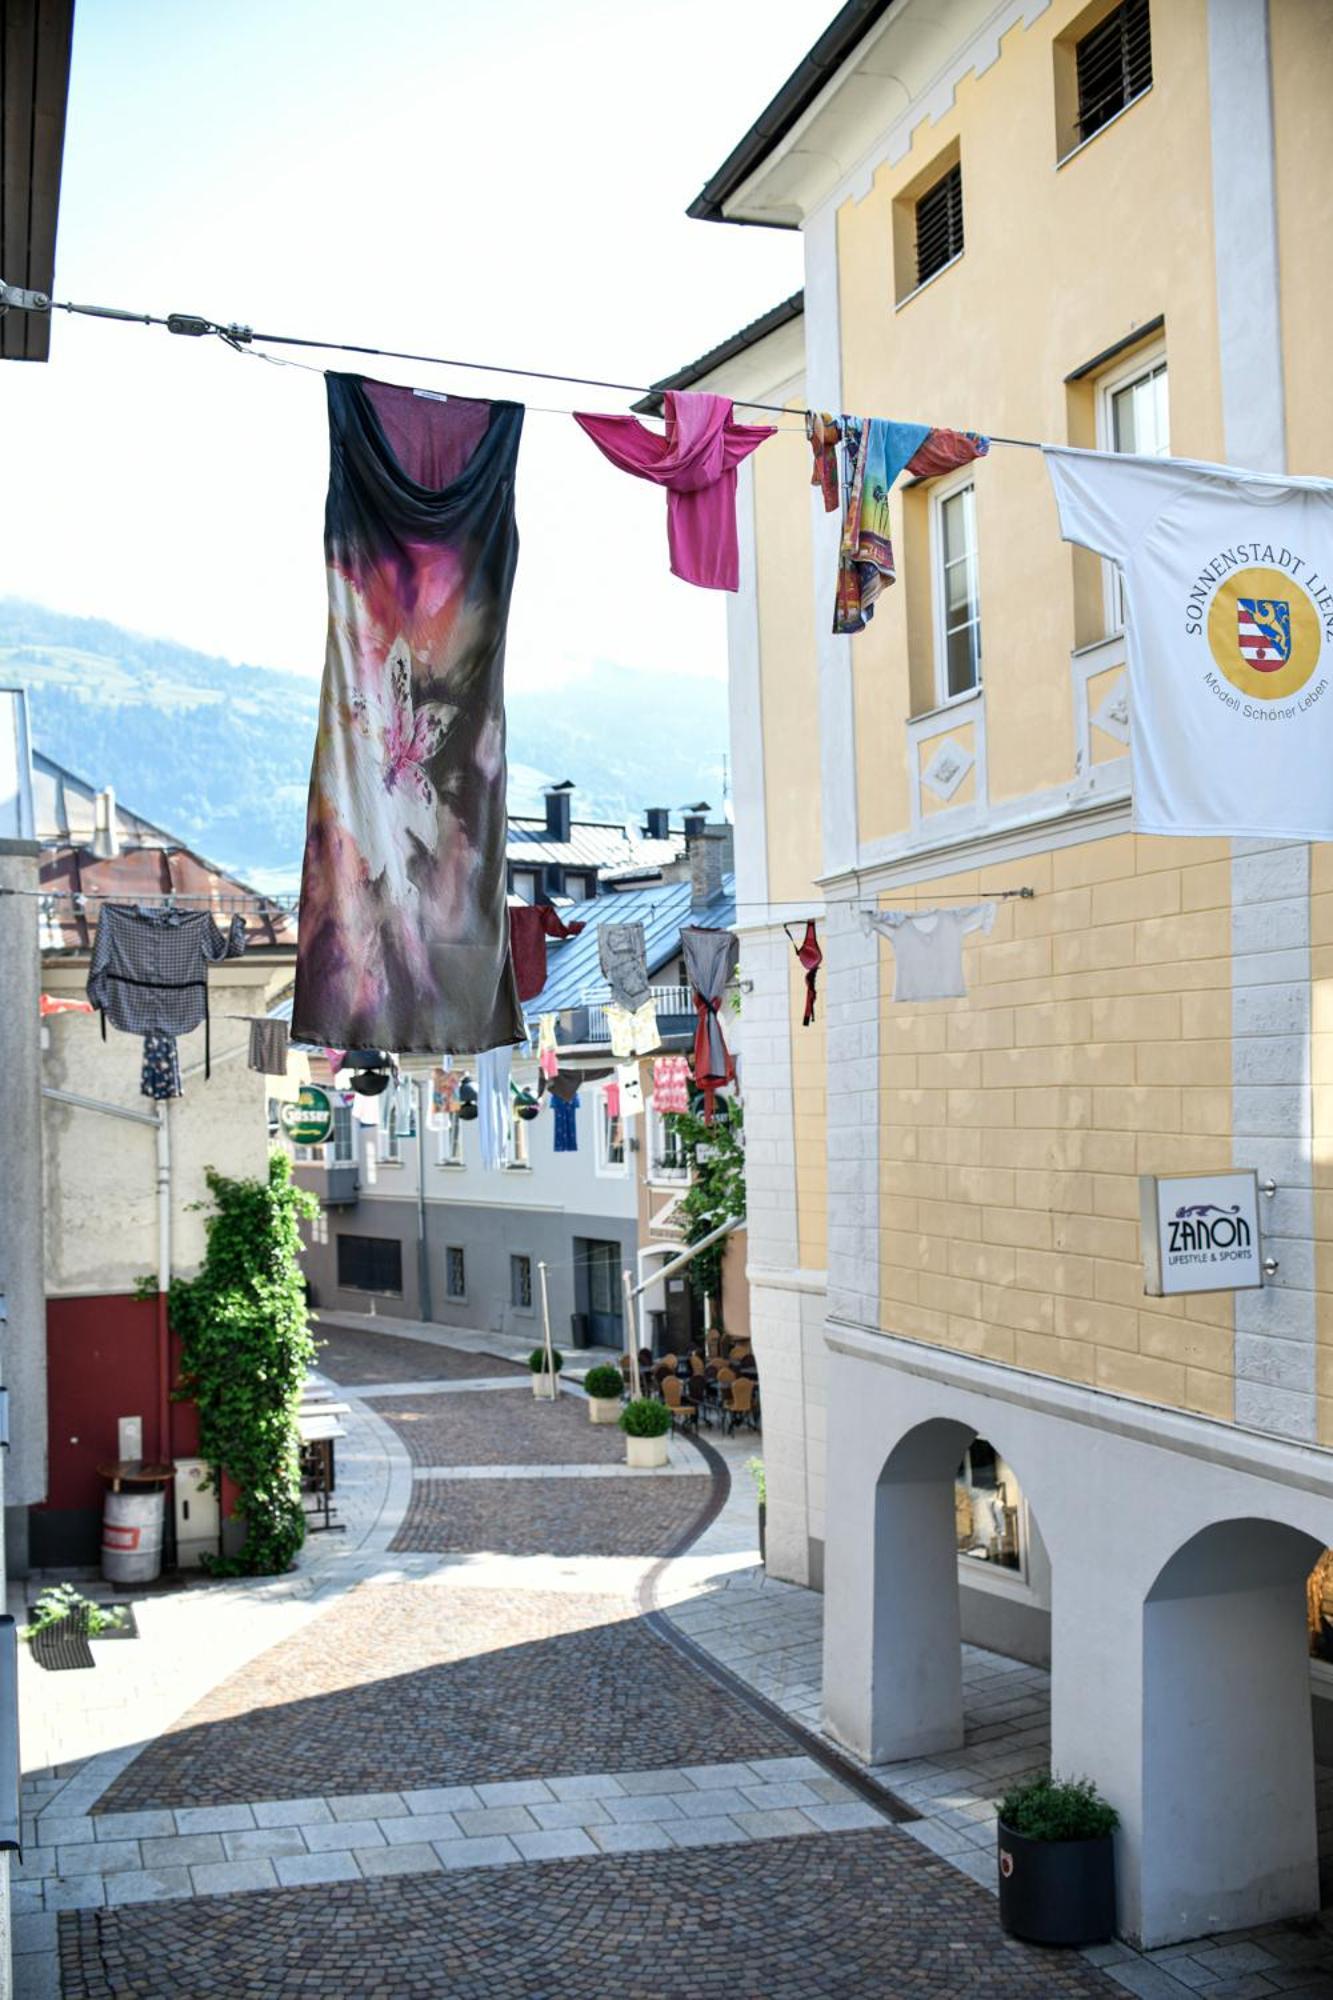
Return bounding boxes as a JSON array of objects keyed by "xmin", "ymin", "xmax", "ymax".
[
  {"xmin": 681, "ymin": 926, "xmax": 739, "ymax": 1121},
  {"xmin": 537, "ymin": 1013, "xmax": 559, "ymax": 1079},
  {"xmin": 652, "ymin": 1054, "xmax": 691, "ymax": 1115},
  {"xmin": 510, "ymin": 904, "xmax": 585, "ymax": 1003},
  {"xmin": 140, "ymin": 1031, "xmax": 182, "ymax": 1102},
  {"xmin": 864, "ymin": 904, "xmax": 996, "ymax": 1002},
  {"xmin": 806, "ymin": 411, "xmax": 841, "ymax": 513},
  {"xmin": 552, "ymin": 1092, "xmax": 580, "ymax": 1153},
  {"xmin": 617, "ymin": 1062, "xmax": 644, "ymax": 1117},
  {"xmin": 786, "ymin": 920, "xmax": 823, "ymax": 1027},
  {"xmin": 87, "ymin": 905, "xmax": 247, "ymax": 1079},
  {"xmin": 607, "ymin": 997, "xmax": 659, "ymax": 1059},
  {"xmin": 248, "ymin": 1017, "xmax": 290, "ymax": 1076},
  {"xmin": 598, "ymin": 922, "xmax": 651, "ymax": 1010},
  {"xmin": 573, "ymin": 391, "xmax": 775, "ymax": 592},
  {"xmin": 605, "ymin": 1080, "xmax": 621, "ymax": 1120},
  {"xmin": 833, "ymin": 420, "xmax": 989, "ymax": 635},
  {"xmin": 292, "ymin": 374, "xmax": 526, "ymax": 1054},
  {"xmin": 477, "ymin": 1045, "xmax": 512, "ymax": 1170}
]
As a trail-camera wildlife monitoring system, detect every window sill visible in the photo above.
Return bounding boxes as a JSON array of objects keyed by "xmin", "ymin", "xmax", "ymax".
[
  {"xmin": 436, "ymin": 1160, "xmax": 465, "ymax": 1172},
  {"xmin": 957, "ymin": 1552, "xmax": 1035, "ymax": 1601},
  {"xmin": 1056, "ymin": 85, "xmax": 1152, "ymax": 170},
  {"xmin": 895, "ymin": 250, "xmax": 964, "ymax": 313},
  {"xmin": 909, "ymin": 685, "xmax": 984, "ymax": 728}
]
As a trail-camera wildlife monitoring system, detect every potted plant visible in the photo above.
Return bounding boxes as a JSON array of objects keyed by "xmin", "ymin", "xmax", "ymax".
[
  {"xmin": 996, "ymin": 1774, "xmax": 1118, "ymax": 1947},
  {"xmin": 746, "ymin": 1457, "xmax": 766, "ymax": 1564},
  {"xmin": 619, "ymin": 1396, "xmax": 671, "ymax": 1469},
  {"xmin": 582, "ymin": 1363, "xmax": 624, "ymax": 1425},
  {"xmin": 528, "ymin": 1346, "xmax": 563, "ymax": 1398}
]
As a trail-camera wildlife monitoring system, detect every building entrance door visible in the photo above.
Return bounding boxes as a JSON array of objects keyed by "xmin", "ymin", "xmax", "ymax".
[{"xmin": 576, "ymin": 1239, "xmax": 623, "ymax": 1347}]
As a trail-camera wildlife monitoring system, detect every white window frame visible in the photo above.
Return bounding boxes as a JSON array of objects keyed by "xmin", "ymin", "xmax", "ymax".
[
  {"xmin": 329, "ymin": 1098, "xmax": 355, "ymax": 1167},
  {"xmin": 436, "ymin": 1110, "xmax": 463, "ymax": 1169},
  {"xmin": 504, "ymin": 1098, "xmax": 531, "ymax": 1172},
  {"xmin": 645, "ymin": 1101, "xmax": 688, "ymax": 1185},
  {"xmin": 377, "ymin": 1091, "xmax": 403, "ymax": 1165},
  {"xmin": 931, "ymin": 470, "xmax": 982, "ymax": 708},
  {"xmin": 595, "ymin": 1086, "xmax": 628, "ymax": 1178},
  {"xmin": 1096, "ymin": 342, "xmax": 1168, "ymax": 635}
]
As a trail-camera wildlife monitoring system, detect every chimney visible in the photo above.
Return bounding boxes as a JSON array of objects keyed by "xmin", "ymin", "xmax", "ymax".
[
  {"xmin": 689, "ymin": 825, "xmax": 727, "ymax": 909},
  {"xmin": 682, "ymin": 799, "xmax": 710, "ymax": 840},
  {"xmin": 543, "ymin": 780, "xmax": 574, "ymax": 844},
  {"xmin": 92, "ymin": 786, "xmax": 120, "ymax": 859},
  {"xmin": 643, "ymin": 806, "xmax": 670, "ymax": 841}
]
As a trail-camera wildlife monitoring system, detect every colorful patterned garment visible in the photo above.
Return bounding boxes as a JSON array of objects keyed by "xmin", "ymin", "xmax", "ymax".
[
  {"xmin": 537, "ymin": 1014, "xmax": 559, "ymax": 1080},
  {"xmin": 552, "ymin": 1092, "xmax": 580, "ymax": 1153},
  {"xmin": 806, "ymin": 411, "xmax": 841, "ymax": 513},
  {"xmin": 828, "ymin": 419, "xmax": 989, "ymax": 635},
  {"xmin": 652, "ymin": 1055, "xmax": 691, "ymax": 1114},
  {"xmin": 140, "ymin": 1032, "xmax": 182, "ymax": 1101},
  {"xmin": 681, "ymin": 926, "xmax": 739, "ymax": 1122},
  {"xmin": 292, "ymin": 375, "xmax": 526, "ymax": 1054}
]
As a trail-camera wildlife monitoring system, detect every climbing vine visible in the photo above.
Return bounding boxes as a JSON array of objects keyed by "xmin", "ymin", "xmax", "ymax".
[
  {"xmin": 667, "ymin": 1095, "xmax": 746, "ymax": 1323},
  {"xmin": 170, "ymin": 1153, "xmax": 318, "ymax": 1576}
]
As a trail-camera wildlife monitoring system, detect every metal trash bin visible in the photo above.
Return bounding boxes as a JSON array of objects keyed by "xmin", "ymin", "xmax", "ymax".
[{"xmin": 99, "ymin": 1463, "xmax": 172, "ymax": 1585}]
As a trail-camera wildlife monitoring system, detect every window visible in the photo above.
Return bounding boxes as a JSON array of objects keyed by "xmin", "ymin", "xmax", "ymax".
[
  {"xmin": 1076, "ymin": 0, "xmax": 1151, "ymax": 143},
  {"xmin": 1098, "ymin": 347, "xmax": 1168, "ymax": 631},
  {"xmin": 337, "ymin": 1233, "xmax": 403, "ymax": 1296},
  {"xmin": 933, "ymin": 478, "xmax": 982, "ymax": 701},
  {"xmin": 511, "ymin": 867, "xmax": 540, "ymax": 902},
  {"xmin": 505, "ymin": 1099, "xmax": 530, "ymax": 1170},
  {"xmin": 445, "ymin": 1246, "xmax": 466, "ymax": 1300},
  {"xmin": 436, "ymin": 1111, "xmax": 463, "ymax": 1167},
  {"xmin": 647, "ymin": 1103, "xmax": 688, "ymax": 1183},
  {"xmin": 510, "ymin": 1254, "xmax": 533, "ymax": 1312},
  {"xmin": 596, "ymin": 1088, "xmax": 627, "ymax": 1175},
  {"xmin": 378, "ymin": 1092, "xmax": 402, "ymax": 1164},
  {"xmin": 955, "ymin": 1439, "xmax": 1024, "ymax": 1576},
  {"xmin": 564, "ymin": 874, "xmax": 592, "ymax": 903},
  {"xmin": 914, "ymin": 161, "xmax": 963, "ymax": 289},
  {"xmin": 330, "ymin": 1099, "xmax": 355, "ymax": 1166}
]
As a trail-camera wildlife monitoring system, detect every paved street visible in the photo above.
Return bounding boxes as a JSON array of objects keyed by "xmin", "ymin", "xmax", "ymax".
[{"xmin": 16, "ymin": 1316, "xmax": 1117, "ymax": 1999}]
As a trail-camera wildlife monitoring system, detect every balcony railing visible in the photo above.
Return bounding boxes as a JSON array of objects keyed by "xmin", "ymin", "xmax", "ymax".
[{"xmin": 581, "ymin": 984, "xmax": 694, "ymax": 1047}]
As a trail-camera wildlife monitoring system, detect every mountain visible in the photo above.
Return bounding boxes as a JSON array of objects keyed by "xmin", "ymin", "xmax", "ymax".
[{"xmin": 0, "ymin": 600, "xmax": 727, "ymax": 885}]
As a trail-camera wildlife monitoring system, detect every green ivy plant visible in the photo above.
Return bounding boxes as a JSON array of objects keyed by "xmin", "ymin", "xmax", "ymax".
[
  {"xmin": 21, "ymin": 1583, "xmax": 127, "ymax": 1641},
  {"xmin": 170, "ymin": 1153, "xmax": 318, "ymax": 1577},
  {"xmin": 666, "ymin": 1095, "xmax": 746, "ymax": 1321}
]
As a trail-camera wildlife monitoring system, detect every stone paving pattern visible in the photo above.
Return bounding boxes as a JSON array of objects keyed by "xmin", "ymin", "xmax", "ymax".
[
  {"xmin": 93, "ymin": 1584, "xmax": 795, "ymax": 1813},
  {"xmin": 391, "ymin": 1474, "xmax": 710, "ymax": 1558},
  {"xmin": 377, "ymin": 1388, "xmax": 628, "ymax": 1466},
  {"xmin": 314, "ymin": 1326, "xmax": 526, "ymax": 1387},
  {"xmin": 57, "ymin": 1829, "xmax": 1118, "ymax": 1999}
]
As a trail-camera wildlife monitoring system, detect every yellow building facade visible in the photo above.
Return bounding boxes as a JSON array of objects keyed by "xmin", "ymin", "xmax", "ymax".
[{"xmin": 673, "ymin": 0, "xmax": 1333, "ymax": 1948}]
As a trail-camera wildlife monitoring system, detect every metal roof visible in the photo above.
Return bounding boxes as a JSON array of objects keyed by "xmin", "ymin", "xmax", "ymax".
[
  {"xmin": 633, "ymin": 293, "xmax": 805, "ymax": 417},
  {"xmin": 687, "ymin": 0, "xmax": 899, "ymax": 227},
  {"xmin": 506, "ymin": 816, "xmax": 685, "ymax": 876},
  {"xmin": 527, "ymin": 873, "xmax": 736, "ymax": 1017}
]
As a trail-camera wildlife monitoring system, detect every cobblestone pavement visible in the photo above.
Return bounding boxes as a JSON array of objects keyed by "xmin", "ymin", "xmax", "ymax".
[
  {"xmin": 392, "ymin": 1474, "xmax": 711, "ymax": 1557},
  {"xmin": 377, "ymin": 1387, "xmax": 627, "ymax": 1466},
  {"xmin": 313, "ymin": 1325, "xmax": 526, "ymax": 1387},
  {"xmin": 26, "ymin": 1314, "xmax": 1123, "ymax": 1998}
]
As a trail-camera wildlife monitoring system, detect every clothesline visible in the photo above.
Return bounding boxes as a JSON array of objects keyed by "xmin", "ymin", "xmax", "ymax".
[
  {"xmin": 5, "ymin": 282, "xmax": 1041, "ymax": 444},
  {"xmin": 0, "ymin": 886, "xmax": 296, "ymax": 912}
]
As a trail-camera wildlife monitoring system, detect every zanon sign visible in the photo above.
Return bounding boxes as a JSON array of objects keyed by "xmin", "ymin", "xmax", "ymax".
[{"xmin": 1140, "ymin": 1171, "xmax": 1265, "ymax": 1297}]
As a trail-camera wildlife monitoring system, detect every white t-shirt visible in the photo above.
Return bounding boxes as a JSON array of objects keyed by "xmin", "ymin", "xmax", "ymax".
[
  {"xmin": 866, "ymin": 904, "xmax": 995, "ymax": 1002},
  {"xmin": 1044, "ymin": 446, "xmax": 1333, "ymax": 840}
]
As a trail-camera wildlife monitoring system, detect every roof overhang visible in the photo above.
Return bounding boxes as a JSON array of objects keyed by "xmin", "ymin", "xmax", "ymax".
[
  {"xmin": 689, "ymin": 0, "xmax": 1013, "ymax": 230},
  {"xmin": 1, "ymin": 0, "xmax": 76, "ymax": 361}
]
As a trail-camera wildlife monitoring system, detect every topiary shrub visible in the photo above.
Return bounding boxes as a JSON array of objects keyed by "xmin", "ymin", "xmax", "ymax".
[
  {"xmin": 528, "ymin": 1347, "xmax": 564, "ymax": 1374},
  {"xmin": 619, "ymin": 1396, "xmax": 671, "ymax": 1439},
  {"xmin": 583, "ymin": 1364, "xmax": 624, "ymax": 1400},
  {"xmin": 998, "ymin": 1774, "xmax": 1118, "ymax": 1842},
  {"xmin": 170, "ymin": 1153, "xmax": 318, "ymax": 1577}
]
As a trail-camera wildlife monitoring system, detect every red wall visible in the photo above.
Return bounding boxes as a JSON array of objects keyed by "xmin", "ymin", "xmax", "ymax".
[{"xmin": 40, "ymin": 1295, "xmax": 200, "ymax": 1516}]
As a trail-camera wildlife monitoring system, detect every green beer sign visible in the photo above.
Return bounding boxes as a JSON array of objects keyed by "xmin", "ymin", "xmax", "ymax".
[{"xmin": 280, "ymin": 1084, "xmax": 334, "ymax": 1147}]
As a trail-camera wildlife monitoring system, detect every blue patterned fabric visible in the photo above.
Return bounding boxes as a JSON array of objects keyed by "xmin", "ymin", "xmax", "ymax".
[
  {"xmin": 140, "ymin": 1032, "xmax": 182, "ymax": 1100},
  {"xmin": 552, "ymin": 1093, "xmax": 580, "ymax": 1153}
]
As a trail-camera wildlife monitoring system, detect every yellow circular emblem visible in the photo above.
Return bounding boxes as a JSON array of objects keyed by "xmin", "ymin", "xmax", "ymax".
[{"xmin": 1207, "ymin": 565, "xmax": 1322, "ymax": 699}]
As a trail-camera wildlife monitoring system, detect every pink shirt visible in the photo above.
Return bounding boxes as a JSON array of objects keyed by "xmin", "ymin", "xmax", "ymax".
[{"xmin": 574, "ymin": 391, "xmax": 775, "ymax": 591}]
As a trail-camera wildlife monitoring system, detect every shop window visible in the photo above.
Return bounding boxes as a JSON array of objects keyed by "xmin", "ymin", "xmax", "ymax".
[
  {"xmin": 933, "ymin": 476, "xmax": 982, "ymax": 701},
  {"xmin": 337, "ymin": 1233, "xmax": 403, "ymax": 1296},
  {"xmin": 510, "ymin": 1254, "xmax": 533, "ymax": 1312},
  {"xmin": 445, "ymin": 1246, "xmax": 466, "ymax": 1300},
  {"xmin": 956, "ymin": 1439, "xmax": 1023, "ymax": 1574}
]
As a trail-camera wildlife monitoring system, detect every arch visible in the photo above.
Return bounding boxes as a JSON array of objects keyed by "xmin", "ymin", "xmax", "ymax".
[{"xmin": 1138, "ymin": 1516, "xmax": 1327, "ymax": 1946}]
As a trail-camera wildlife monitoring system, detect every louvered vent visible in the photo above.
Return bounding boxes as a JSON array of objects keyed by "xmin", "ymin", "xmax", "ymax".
[
  {"xmin": 915, "ymin": 163, "xmax": 964, "ymax": 289},
  {"xmin": 1076, "ymin": 0, "xmax": 1152, "ymax": 140}
]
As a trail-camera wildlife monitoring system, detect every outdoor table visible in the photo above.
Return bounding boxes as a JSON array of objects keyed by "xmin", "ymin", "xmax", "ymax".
[{"xmin": 297, "ymin": 1410, "xmax": 347, "ymax": 1534}]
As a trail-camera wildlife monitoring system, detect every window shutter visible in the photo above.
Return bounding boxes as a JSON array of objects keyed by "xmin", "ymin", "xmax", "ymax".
[
  {"xmin": 1076, "ymin": 0, "xmax": 1151, "ymax": 141},
  {"xmin": 915, "ymin": 162, "xmax": 964, "ymax": 288}
]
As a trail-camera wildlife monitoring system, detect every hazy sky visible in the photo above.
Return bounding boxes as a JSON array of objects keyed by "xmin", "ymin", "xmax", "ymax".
[{"xmin": 0, "ymin": 0, "xmax": 826, "ymax": 692}]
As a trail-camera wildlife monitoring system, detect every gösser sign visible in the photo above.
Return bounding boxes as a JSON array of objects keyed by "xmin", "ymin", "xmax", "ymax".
[
  {"xmin": 279, "ymin": 1084, "xmax": 334, "ymax": 1148},
  {"xmin": 1139, "ymin": 1171, "xmax": 1264, "ymax": 1297}
]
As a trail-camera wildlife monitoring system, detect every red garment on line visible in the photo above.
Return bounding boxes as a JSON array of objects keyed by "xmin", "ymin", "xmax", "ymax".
[
  {"xmin": 788, "ymin": 920, "xmax": 823, "ymax": 1026},
  {"xmin": 573, "ymin": 391, "xmax": 775, "ymax": 592},
  {"xmin": 509, "ymin": 904, "xmax": 584, "ymax": 1003}
]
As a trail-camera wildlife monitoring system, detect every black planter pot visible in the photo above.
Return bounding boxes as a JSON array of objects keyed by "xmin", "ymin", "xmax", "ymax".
[
  {"xmin": 758, "ymin": 1502, "xmax": 766, "ymax": 1566},
  {"xmin": 996, "ymin": 1823, "xmax": 1115, "ymax": 1947}
]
